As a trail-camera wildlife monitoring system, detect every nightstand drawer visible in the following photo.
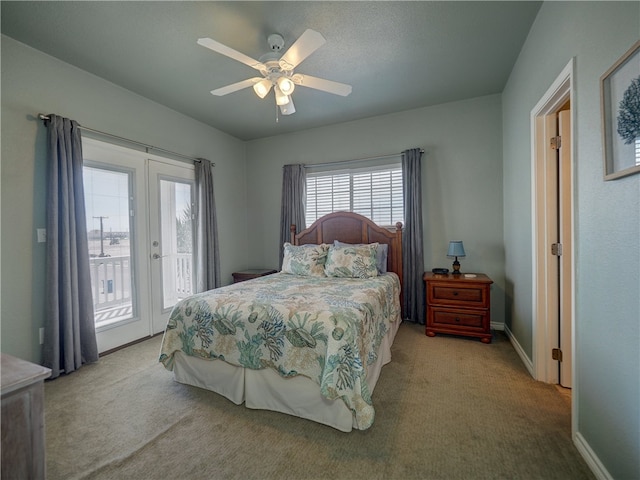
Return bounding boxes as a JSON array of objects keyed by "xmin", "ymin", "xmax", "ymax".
[
  {"xmin": 432, "ymin": 308, "xmax": 485, "ymax": 328},
  {"xmin": 431, "ymin": 285, "xmax": 485, "ymax": 305}
]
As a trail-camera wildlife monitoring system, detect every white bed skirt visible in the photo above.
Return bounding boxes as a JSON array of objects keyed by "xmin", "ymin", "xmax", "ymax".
[{"xmin": 171, "ymin": 319, "xmax": 401, "ymax": 432}]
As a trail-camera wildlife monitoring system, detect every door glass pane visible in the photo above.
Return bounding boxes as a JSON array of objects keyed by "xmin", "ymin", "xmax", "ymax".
[
  {"xmin": 83, "ymin": 166, "xmax": 135, "ymax": 327},
  {"xmin": 159, "ymin": 179, "xmax": 193, "ymax": 310}
]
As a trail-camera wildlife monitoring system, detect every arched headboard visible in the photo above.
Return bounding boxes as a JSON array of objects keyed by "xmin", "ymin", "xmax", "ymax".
[{"xmin": 290, "ymin": 211, "xmax": 403, "ymax": 302}]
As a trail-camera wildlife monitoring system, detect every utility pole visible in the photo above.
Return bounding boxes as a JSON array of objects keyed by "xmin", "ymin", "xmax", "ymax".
[{"xmin": 93, "ymin": 216, "xmax": 109, "ymax": 257}]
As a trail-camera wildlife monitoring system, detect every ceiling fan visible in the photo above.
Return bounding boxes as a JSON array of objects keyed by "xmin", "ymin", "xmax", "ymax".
[{"xmin": 197, "ymin": 29, "xmax": 352, "ymax": 116}]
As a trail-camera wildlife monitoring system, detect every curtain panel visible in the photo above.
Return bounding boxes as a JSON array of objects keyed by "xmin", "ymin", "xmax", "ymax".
[
  {"xmin": 44, "ymin": 114, "xmax": 99, "ymax": 378},
  {"xmin": 402, "ymin": 148, "xmax": 426, "ymax": 324},
  {"xmin": 195, "ymin": 158, "xmax": 221, "ymax": 292},
  {"xmin": 279, "ymin": 165, "xmax": 306, "ymax": 268}
]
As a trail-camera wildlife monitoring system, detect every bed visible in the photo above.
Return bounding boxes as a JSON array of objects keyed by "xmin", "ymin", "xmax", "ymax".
[{"xmin": 159, "ymin": 212, "xmax": 403, "ymax": 432}]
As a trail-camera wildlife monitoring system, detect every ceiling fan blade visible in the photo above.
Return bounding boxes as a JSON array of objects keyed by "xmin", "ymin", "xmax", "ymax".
[
  {"xmin": 280, "ymin": 97, "xmax": 296, "ymax": 116},
  {"xmin": 211, "ymin": 77, "xmax": 263, "ymax": 96},
  {"xmin": 197, "ymin": 37, "xmax": 264, "ymax": 71},
  {"xmin": 293, "ymin": 74, "xmax": 352, "ymax": 96},
  {"xmin": 278, "ymin": 29, "xmax": 326, "ymax": 70}
]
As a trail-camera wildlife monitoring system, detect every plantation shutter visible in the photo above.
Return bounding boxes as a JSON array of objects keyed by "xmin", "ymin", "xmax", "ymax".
[{"xmin": 305, "ymin": 164, "xmax": 403, "ymax": 227}]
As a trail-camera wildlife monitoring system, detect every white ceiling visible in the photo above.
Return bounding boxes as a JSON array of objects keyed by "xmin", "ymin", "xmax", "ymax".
[{"xmin": 1, "ymin": 1, "xmax": 542, "ymax": 141}]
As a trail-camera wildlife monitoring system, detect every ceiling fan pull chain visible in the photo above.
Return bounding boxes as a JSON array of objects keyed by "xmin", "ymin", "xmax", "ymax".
[{"xmin": 275, "ymin": 102, "xmax": 279, "ymax": 123}]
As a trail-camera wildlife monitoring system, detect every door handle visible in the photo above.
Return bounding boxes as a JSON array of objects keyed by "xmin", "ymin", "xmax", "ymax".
[{"xmin": 152, "ymin": 253, "xmax": 167, "ymax": 259}]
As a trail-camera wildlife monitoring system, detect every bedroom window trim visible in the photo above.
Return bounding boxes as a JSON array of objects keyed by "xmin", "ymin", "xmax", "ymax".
[{"xmin": 305, "ymin": 161, "xmax": 403, "ymax": 228}]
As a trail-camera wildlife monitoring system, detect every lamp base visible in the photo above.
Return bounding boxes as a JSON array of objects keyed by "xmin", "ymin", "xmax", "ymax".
[{"xmin": 452, "ymin": 259, "xmax": 461, "ymax": 274}]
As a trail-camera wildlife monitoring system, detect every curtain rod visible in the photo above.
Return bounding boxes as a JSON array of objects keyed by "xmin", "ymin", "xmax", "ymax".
[
  {"xmin": 37, "ymin": 114, "xmax": 213, "ymax": 166},
  {"xmin": 300, "ymin": 149, "xmax": 424, "ymax": 170}
]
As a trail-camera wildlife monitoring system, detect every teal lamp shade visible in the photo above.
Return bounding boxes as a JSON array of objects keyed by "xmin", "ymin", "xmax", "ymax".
[
  {"xmin": 447, "ymin": 241, "xmax": 466, "ymax": 274},
  {"xmin": 447, "ymin": 241, "xmax": 466, "ymax": 257}
]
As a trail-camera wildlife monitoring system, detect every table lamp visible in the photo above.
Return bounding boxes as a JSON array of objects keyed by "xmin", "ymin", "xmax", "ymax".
[{"xmin": 447, "ymin": 241, "xmax": 466, "ymax": 274}]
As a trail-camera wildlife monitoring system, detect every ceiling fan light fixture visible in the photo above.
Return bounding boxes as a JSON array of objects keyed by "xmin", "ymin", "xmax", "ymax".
[
  {"xmin": 274, "ymin": 86, "xmax": 290, "ymax": 106},
  {"xmin": 276, "ymin": 76, "xmax": 295, "ymax": 95},
  {"xmin": 253, "ymin": 79, "xmax": 272, "ymax": 99}
]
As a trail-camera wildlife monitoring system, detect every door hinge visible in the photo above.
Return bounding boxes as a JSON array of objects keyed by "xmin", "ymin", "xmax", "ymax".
[
  {"xmin": 551, "ymin": 243, "xmax": 563, "ymax": 256},
  {"xmin": 552, "ymin": 348, "xmax": 563, "ymax": 362},
  {"xmin": 550, "ymin": 135, "xmax": 562, "ymax": 150}
]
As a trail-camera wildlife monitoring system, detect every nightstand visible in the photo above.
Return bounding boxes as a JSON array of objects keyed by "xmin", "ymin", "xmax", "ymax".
[
  {"xmin": 423, "ymin": 272, "xmax": 493, "ymax": 343},
  {"xmin": 232, "ymin": 269, "xmax": 277, "ymax": 283}
]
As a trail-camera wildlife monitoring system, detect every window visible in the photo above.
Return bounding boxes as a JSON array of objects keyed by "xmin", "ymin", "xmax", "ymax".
[
  {"xmin": 84, "ymin": 165, "xmax": 136, "ymax": 328},
  {"xmin": 305, "ymin": 164, "xmax": 403, "ymax": 227}
]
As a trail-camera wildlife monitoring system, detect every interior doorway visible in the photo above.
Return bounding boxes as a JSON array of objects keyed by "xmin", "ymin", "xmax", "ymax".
[{"xmin": 531, "ymin": 59, "xmax": 575, "ymax": 391}]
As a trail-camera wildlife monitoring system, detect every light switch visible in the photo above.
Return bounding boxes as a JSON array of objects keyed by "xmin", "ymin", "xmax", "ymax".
[{"xmin": 37, "ymin": 228, "xmax": 47, "ymax": 243}]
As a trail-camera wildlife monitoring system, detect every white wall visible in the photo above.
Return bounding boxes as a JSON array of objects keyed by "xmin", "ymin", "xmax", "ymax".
[
  {"xmin": 1, "ymin": 36, "xmax": 248, "ymax": 364},
  {"xmin": 246, "ymin": 94, "xmax": 505, "ymax": 325},
  {"xmin": 502, "ymin": 3, "xmax": 639, "ymax": 478}
]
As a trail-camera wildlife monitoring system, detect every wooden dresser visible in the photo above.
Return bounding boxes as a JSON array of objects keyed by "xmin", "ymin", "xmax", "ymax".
[
  {"xmin": 423, "ymin": 272, "xmax": 493, "ymax": 343},
  {"xmin": 1, "ymin": 354, "xmax": 51, "ymax": 479},
  {"xmin": 232, "ymin": 268, "xmax": 277, "ymax": 283}
]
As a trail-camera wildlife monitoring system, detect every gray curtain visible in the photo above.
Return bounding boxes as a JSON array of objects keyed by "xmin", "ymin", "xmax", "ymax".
[
  {"xmin": 44, "ymin": 114, "xmax": 99, "ymax": 379},
  {"xmin": 279, "ymin": 165, "xmax": 306, "ymax": 268},
  {"xmin": 195, "ymin": 158, "xmax": 221, "ymax": 292},
  {"xmin": 402, "ymin": 148, "xmax": 425, "ymax": 323}
]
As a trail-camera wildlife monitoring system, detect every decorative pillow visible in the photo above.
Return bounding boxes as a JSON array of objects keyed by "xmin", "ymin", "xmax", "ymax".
[
  {"xmin": 334, "ymin": 240, "xmax": 388, "ymax": 273},
  {"xmin": 325, "ymin": 243, "xmax": 379, "ymax": 278},
  {"xmin": 281, "ymin": 243, "xmax": 329, "ymax": 276}
]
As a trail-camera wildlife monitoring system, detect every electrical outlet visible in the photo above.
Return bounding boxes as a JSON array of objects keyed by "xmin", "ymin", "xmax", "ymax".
[
  {"xmin": 39, "ymin": 328, "xmax": 45, "ymax": 345},
  {"xmin": 37, "ymin": 228, "xmax": 47, "ymax": 243}
]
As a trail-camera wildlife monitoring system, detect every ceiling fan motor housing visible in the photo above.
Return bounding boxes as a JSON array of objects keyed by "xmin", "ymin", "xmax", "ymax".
[{"xmin": 267, "ymin": 33, "xmax": 285, "ymax": 52}]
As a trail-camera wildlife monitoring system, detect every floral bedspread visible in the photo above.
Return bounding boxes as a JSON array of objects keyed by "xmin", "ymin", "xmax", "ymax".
[{"xmin": 159, "ymin": 272, "xmax": 401, "ymax": 429}]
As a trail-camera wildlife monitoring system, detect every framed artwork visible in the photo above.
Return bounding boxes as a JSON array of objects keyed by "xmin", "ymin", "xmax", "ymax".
[{"xmin": 601, "ymin": 40, "xmax": 640, "ymax": 181}]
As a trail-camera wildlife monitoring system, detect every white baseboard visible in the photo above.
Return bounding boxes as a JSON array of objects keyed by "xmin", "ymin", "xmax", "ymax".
[
  {"xmin": 574, "ymin": 432, "xmax": 613, "ymax": 480},
  {"xmin": 490, "ymin": 321, "xmax": 505, "ymax": 331},
  {"xmin": 504, "ymin": 323, "xmax": 534, "ymax": 377}
]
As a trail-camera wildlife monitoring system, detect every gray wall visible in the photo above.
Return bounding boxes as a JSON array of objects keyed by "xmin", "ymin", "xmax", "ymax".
[
  {"xmin": 245, "ymin": 94, "xmax": 505, "ymax": 325},
  {"xmin": 1, "ymin": 36, "xmax": 248, "ymax": 364},
  {"xmin": 502, "ymin": 2, "xmax": 639, "ymax": 478}
]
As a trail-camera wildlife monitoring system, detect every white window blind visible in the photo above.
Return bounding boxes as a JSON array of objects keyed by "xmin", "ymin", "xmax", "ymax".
[{"xmin": 305, "ymin": 164, "xmax": 403, "ymax": 227}]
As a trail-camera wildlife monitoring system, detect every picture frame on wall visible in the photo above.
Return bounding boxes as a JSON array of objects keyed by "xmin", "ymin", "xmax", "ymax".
[{"xmin": 601, "ymin": 40, "xmax": 640, "ymax": 181}]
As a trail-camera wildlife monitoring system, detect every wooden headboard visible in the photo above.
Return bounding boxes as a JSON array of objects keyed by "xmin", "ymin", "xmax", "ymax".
[{"xmin": 290, "ymin": 211, "xmax": 404, "ymax": 295}]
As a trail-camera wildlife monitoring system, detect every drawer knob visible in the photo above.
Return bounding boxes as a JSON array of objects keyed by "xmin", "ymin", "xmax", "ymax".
[
  {"xmin": 453, "ymin": 291, "xmax": 459, "ymax": 296},
  {"xmin": 455, "ymin": 317, "xmax": 460, "ymax": 322}
]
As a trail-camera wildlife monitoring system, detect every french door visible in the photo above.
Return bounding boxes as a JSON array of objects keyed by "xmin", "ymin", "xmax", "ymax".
[
  {"xmin": 148, "ymin": 161, "xmax": 195, "ymax": 334},
  {"xmin": 82, "ymin": 139, "xmax": 195, "ymax": 352}
]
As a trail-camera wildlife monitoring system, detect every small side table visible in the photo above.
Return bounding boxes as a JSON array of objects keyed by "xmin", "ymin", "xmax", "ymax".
[
  {"xmin": 423, "ymin": 272, "xmax": 493, "ymax": 343},
  {"xmin": 232, "ymin": 268, "xmax": 278, "ymax": 283}
]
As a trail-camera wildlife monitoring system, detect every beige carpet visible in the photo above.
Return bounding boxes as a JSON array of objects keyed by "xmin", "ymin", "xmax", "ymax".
[{"xmin": 44, "ymin": 323, "xmax": 595, "ymax": 480}]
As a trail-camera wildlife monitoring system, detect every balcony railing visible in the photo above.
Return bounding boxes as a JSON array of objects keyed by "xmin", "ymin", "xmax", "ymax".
[
  {"xmin": 90, "ymin": 255, "xmax": 131, "ymax": 310},
  {"xmin": 89, "ymin": 254, "xmax": 192, "ymax": 324}
]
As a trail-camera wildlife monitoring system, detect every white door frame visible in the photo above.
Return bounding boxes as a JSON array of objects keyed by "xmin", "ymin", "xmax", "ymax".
[{"xmin": 530, "ymin": 59, "xmax": 576, "ymax": 394}]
